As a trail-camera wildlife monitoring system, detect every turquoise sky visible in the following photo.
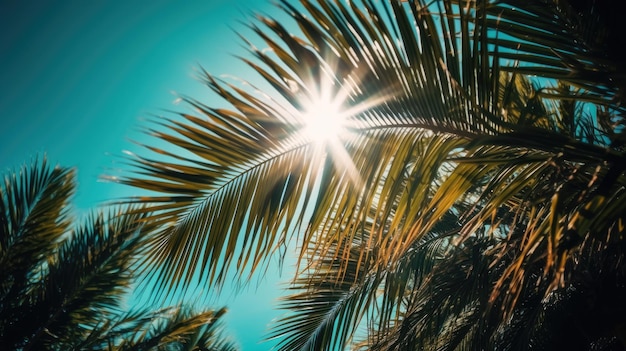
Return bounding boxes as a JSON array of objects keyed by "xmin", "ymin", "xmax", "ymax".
[{"xmin": 0, "ymin": 1, "xmax": 297, "ymax": 349}]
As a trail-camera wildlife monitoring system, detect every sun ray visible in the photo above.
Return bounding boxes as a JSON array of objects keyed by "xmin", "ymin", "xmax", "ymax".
[{"xmin": 289, "ymin": 58, "xmax": 402, "ymax": 190}]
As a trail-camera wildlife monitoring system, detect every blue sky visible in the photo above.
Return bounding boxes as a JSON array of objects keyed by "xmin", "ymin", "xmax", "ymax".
[{"xmin": 0, "ymin": 0, "xmax": 296, "ymax": 349}]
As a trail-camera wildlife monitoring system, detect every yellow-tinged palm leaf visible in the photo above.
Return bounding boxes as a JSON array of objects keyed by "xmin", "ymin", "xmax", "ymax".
[
  {"xmin": 114, "ymin": 2, "xmax": 626, "ymax": 344},
  {"xmin": 113, "ymin": 0, "xmax": 495, "ymax": 298}
]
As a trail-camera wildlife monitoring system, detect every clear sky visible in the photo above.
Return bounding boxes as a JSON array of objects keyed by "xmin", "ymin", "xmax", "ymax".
[{"xmin": 0, "ymin": 0, "xmax": 296, "ymax": 349}]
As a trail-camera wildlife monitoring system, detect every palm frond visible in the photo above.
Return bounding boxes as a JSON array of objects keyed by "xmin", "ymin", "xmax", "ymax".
[
  {"xmin": 0, "ymin": 156, "xmax": 74, "ymax": 349},
  {"xmin": 367, "ymin": 234, "xmax": 506, "ymax": 351},
  {"xmin": 113, "ymin": 0, "xmax": 495, "ymax": 299},
  {"xmin": 34, "ymin": 206, "xmax": 154, "ymax": 347},
  {"xmin": 269, "ymin": 207, "xmax": 459, "ymax": 350},
  {"xmin": 8, "ymin": 205, "xmax": 156, "ymax": 350},
  {"xmin": 0, "ymin": 156, "xmax": 74, "ymax": 292},
  {"xmin": 0, "ymin": 157, "xmax": 241, "ymax": 350},
  {"xmin": 268, "ymin": 235, "xmax": 379, "ymax": 351},
  {"xmin": 117, "ymin": 306, "xmax": 237, "ymax": 351}
]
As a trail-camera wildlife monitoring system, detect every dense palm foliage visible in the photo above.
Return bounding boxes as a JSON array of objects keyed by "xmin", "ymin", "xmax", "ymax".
[
  {"xmin": 0, "ymin": 158, "xmax": 237, "ymax": 351},
  {"xmin": 114, "ymin": 0, "xmax": 626, "ymax": 349}
]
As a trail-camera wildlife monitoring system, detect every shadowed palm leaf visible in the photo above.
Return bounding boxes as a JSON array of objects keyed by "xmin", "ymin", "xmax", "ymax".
[
  {"xmin": 113, "ymin": 306, "xmax": 237, "ymax": 351},
  {"xmin": 268, "ymin": 209, "xmax": 459, "ymax": 351},
  {"xmin": 0, "ymin": 157, "xmax": 74, "ymax": 297},
  {"xmin": 0, "ymin": 158, "xmax": 238, "ymax": 350}
]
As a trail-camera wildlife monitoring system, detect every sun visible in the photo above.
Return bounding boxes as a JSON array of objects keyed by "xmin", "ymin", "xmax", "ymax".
[
  {"xmin": 286, "ymin": 58, "xmax": 397, "ymax": 188},
  {"xmin": 287, "ymin": 59, "xmax": 396, "ymax": 187},
  {"xmin": 300, "ymin": 98, "xmax": 347, "ymax": 145},
  {"xmin": 296, "ymin": 79, "xmax": 355, "ymax": 148},
  {"xmin": 294, "ymin": 85, "xmax": 364, "ymax": 187}
]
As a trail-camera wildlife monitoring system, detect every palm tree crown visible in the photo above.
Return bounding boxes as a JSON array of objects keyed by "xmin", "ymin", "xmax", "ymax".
[{"xmin": 113, "ymin": 0, "xmax": 626, "ymax": 349}]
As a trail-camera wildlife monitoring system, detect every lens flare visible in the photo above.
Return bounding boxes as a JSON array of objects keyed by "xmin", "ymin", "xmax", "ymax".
[{"xmin": 300, "ymin": 96, "xmax": 346, "ymax": 145}]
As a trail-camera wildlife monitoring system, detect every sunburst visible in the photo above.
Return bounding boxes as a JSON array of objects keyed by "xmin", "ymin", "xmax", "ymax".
[
  {"xmin": 299, "ymin": 90, "xmax": 348, "ymax": 146},
  {"xmin": 286, "ymin": 57, "xmax": 397, "ymax": 188}
]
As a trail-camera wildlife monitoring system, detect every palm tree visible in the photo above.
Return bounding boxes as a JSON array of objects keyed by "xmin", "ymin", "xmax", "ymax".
[
  {"xmin": 0, "ymin": 157, "xmax": 238, "ymax": 351},
  {"xmin": 114, "ymin": 0, "xmax": 626, "ymax": 349}
]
